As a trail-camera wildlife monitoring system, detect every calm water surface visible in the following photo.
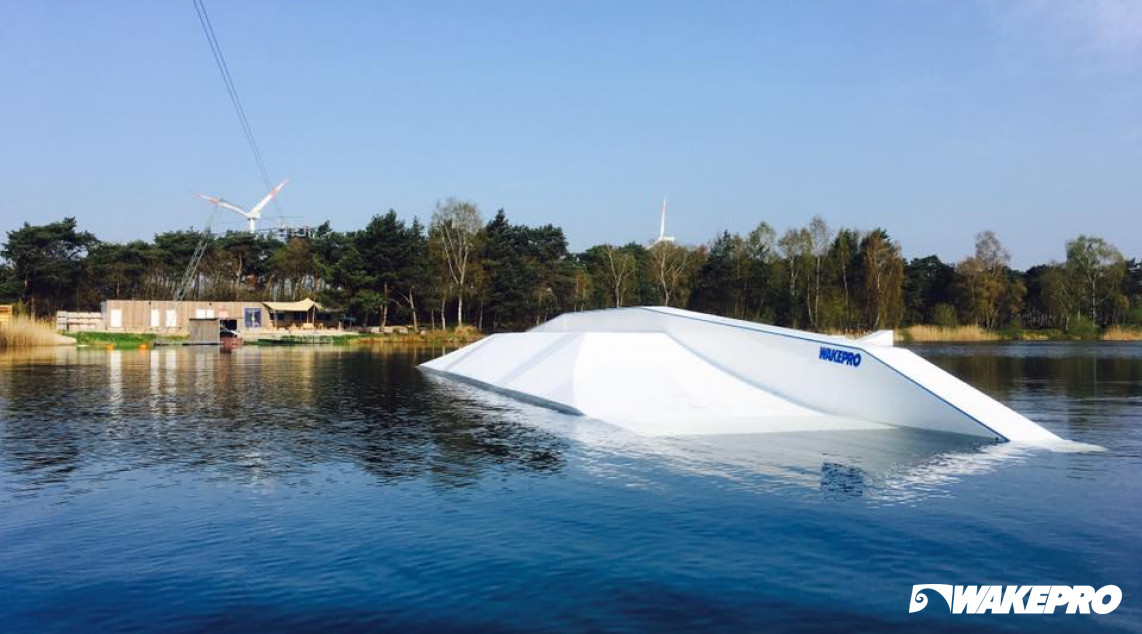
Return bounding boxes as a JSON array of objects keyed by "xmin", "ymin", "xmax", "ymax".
[{"xmin": 0, "ymin": 342, "xmax": 1139, "ymax": 632}]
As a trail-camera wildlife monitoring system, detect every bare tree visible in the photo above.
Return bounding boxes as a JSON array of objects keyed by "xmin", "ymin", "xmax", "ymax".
[
  {"xmin": 429, "ymin": 198, "xmax": 482, "ymax": 328},
  {"xmin": 602, "ymin": 244, "xmax": 636, "ymax": 308},
  {"xmin": 808, "ymin": 215, "xmax": 833, "ymax": 328},
  {"xmin": 778, "ymin": 227, "xmax": 812, "ymax": 326},
  {"xmin": 648, "ymin": 241, "xmax": 691, "ymax": 306}
]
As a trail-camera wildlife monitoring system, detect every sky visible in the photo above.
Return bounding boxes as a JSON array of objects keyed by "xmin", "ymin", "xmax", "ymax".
[{"xmin": 1, "ymin": 0, "xmax": 1139, "ymax": 268}]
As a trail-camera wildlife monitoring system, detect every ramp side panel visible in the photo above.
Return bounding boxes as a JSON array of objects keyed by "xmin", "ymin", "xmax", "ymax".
[
  {"xmin": 422, "ymin": 332, "xmax": 573, "ymax": 386},
  {"xmin": 499, "ymin": 333, "xmax": 586, "ymax": 408},
  {"xmin": 536, "ymin": 308, "xmax": 1003, "ymax": 439}
]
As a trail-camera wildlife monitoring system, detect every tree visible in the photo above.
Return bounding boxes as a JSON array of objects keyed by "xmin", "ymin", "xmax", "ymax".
[
  {"xmin": 778, "ymin": 227, "xmax": 813, "ymax": 327},
  {"xmin": 481, "ymin": 210, "xmax": 572, "ymax": 331},
  {"xmin": 689, "ymin": 232, "xmax": 739, "ymax": 317},
  {"xmin": 827, "ymin": 228, "xmax": 862, "ymax": 331},
  {"xmin": 84, "ymin": 240, "xmax": 154, "ymax": 304},
  {"xmin": 1066, "ymin": 235, "xmax": 1125, "ymax": 326},
  {"xmin": 269, "ymin": 237, "xmax": 318, "ymax": 300},
  {"xmin": 429, "ymin": 199, "xmax": 482, "ymax": 328},
  {"xmin": 689, "ymin": 226, "xmax": 773, "ymax": 321},
  {"xmin": 601, "ymin": 244, "xmax": 636, "ymax": 308},
  {"xmin": 859, "ymin": 229, "xmax": 904, "ymax": 330},
  {"xmin": 956, "ymin": 231, "xmax": 1012, "ymax": 329},
  {"xmin": 152, "ymin": 230, "xmax": 213, "ymax": 299},
  {"xmin": 903, "ymin": 255, "xmax": 957, "ymax": 326},
  {"xmin": 1025, "ymin": 264, "xmax": 1072, "ymax": 330},
  {"xmin": 648, "ymin": 241, "xmax": 692, "ymax": 307},
  {"xmin": 357, "ymin": 210, "xmax": 427, "ymax": 329},
  {"xmin": 1, "ymin": 218, "xmax": 97, "ymax": 316},
  {"xmin": 570, "ymin": 265, "xmax": 592, "ymax": 312},
  {"xmin": 807, "ymin": 215, "xmax": 833, "ymax": 329},
  {"xmin": 398, "ymin": 218, "xmax": 431, "ymax": 332}
]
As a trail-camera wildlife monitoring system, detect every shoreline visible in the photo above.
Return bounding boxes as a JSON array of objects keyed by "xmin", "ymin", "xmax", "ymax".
[{"xmin": 3, "ymin": 321, "xmax": 1139, "ymax": 351}]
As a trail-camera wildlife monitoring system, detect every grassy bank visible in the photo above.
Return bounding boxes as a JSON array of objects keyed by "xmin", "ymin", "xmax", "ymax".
[
  {"xmin": 249, "ymin": 333, "xmax": 361, "ymax": 346},
  {"xmin": 66, "ymin": 329, "xmax": 480, "ymax": 348},
  {"xmin": 73, "ymin": 331, "xmax": 169, "ymax": 348},
  {"xmin": 0, "ymin": 316, "xmax": 72, "ymax": 348},
  {"xmin": 356, "ymin": 327, "xmax": 484, "ymax": 347}
]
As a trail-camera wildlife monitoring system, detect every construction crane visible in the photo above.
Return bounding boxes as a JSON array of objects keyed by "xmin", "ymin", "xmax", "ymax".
[
  {"xmin": 195, "ymin": 179, "xmax": 287, "ymax": 234},
  {"xmin": 174, "ymin": 205, "xmax": 219, "ymax": 302}
]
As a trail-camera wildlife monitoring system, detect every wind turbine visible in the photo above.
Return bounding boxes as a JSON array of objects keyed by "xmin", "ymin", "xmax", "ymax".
[
  {"xmin": 654, "ymin": 195, "xmax": 675, "ymax": 244},
  {"xmin": 195, "ymin": 179, "xmax": 288, "ymax": 234}
]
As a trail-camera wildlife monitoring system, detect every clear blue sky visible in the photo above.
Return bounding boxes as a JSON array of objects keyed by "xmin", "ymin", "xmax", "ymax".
[{"xmin": 2, "ymin": 0, "xmax": 1139, "ymax": 268}]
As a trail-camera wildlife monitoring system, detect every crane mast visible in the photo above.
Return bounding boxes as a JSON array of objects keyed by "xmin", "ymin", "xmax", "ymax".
[{"xmin": 174, "ymin": 207, "xmax": 218, "ymax": 301}]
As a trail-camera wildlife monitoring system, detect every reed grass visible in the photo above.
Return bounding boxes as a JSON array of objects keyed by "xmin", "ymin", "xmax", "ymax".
[
  {"xmin": 0, "ymin": 316, "xmax": 72, "ymax": 348},
  {"xmin": 900, "ymin": 324, "xmax": 1001, "ymax": 343},
  {"xmin": 1101, "ymin": 326, "xmax": 1142, "ymax": 342}
]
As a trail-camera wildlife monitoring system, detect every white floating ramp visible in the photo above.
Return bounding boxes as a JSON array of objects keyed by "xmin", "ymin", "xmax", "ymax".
[{"xmin": 421, "ymin": 307, "xmax": 1063, "ymax": 444}]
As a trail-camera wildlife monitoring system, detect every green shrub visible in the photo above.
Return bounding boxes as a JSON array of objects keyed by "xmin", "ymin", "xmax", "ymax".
[
  {"xmin": 1126, "ymin": 305, "xmax": 1142, "ymax": 327},
  {"xmin": 932, "ymin": 303, "xmax": 958, "ymax": 329},
  {"xmin": 1066, "ymin": 314, "xmax": 1099, "ymax": 340}
]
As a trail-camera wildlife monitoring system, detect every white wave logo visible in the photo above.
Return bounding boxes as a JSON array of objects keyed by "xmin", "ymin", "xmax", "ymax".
[
  {"xmin": 910, "ymin": 585, "xmax": 954, "ymax": 613},
  {"xmin": 910, "ymin": 585, "xmax": 1122, "ymax": 615}
]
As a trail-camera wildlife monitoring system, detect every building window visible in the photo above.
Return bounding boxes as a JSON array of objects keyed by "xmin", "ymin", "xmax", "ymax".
[
  {"xmin": 110, "ymin": 309, "xmax": 122, "ymax": 329},
  {"xmin": 166, "ymin": 309, "xmax": 177, "ymax": 328},
  {"xmin": 150, "ymin": 309, "xmax": 160, "ymax": 328},
  {"xmin": 244, "ymin": 308, "xmax": 262, "ymax": 329}
]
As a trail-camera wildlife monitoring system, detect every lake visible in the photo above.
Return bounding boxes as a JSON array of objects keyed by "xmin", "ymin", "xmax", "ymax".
[{"xmin": 0, "ymin": 343, "xmax": 1139, "ymax": 633}]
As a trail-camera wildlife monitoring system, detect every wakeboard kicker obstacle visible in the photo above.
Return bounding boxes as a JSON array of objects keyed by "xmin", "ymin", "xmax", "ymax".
[{"xmin": 421, "ymin": 307, "xmax": 1076, "ymax": 447}]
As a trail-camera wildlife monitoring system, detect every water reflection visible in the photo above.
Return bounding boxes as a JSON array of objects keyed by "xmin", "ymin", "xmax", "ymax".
[
  {"xmin": 0, "ymin": 342, "xmax": 1135, "ymax": 503},
  {"xmin": 910, "ymin": 342, "xmax": 1142, "ymax": 447},
  {"xmin": 0, "ymin": 347, "xmax": 567, "ymax": 491}
]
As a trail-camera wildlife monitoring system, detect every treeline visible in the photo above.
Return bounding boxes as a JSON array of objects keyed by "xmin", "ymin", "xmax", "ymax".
[{"xmin": 2, "ymin": 201, "xmax": 1139, "ymax": 334}]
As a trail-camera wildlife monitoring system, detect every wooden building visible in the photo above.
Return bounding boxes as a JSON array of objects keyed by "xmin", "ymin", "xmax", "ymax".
[{"xmin": 97, "ymin": 299, "xmax": 338, "ymax": 334}]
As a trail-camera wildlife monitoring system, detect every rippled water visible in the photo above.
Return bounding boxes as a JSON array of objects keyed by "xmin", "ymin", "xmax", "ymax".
[{"xmin": 0, "ymin": 343, "xmax": 1139, "ymax": 632}]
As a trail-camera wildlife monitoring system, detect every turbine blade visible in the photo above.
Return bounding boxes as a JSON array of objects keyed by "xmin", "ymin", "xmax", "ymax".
[
  {"xmin": 248, "ymin": 178, "xmax": 288, "ymax": 218},
  {"xmin": 218, "ymin": 202, "xmax": 252, "ymax": 218}
]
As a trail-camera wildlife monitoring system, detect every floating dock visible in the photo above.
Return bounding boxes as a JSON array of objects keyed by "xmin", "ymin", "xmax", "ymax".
[{"xmin": 421, "ymin": 307, "xmax": 1065, "ymax": 444}]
